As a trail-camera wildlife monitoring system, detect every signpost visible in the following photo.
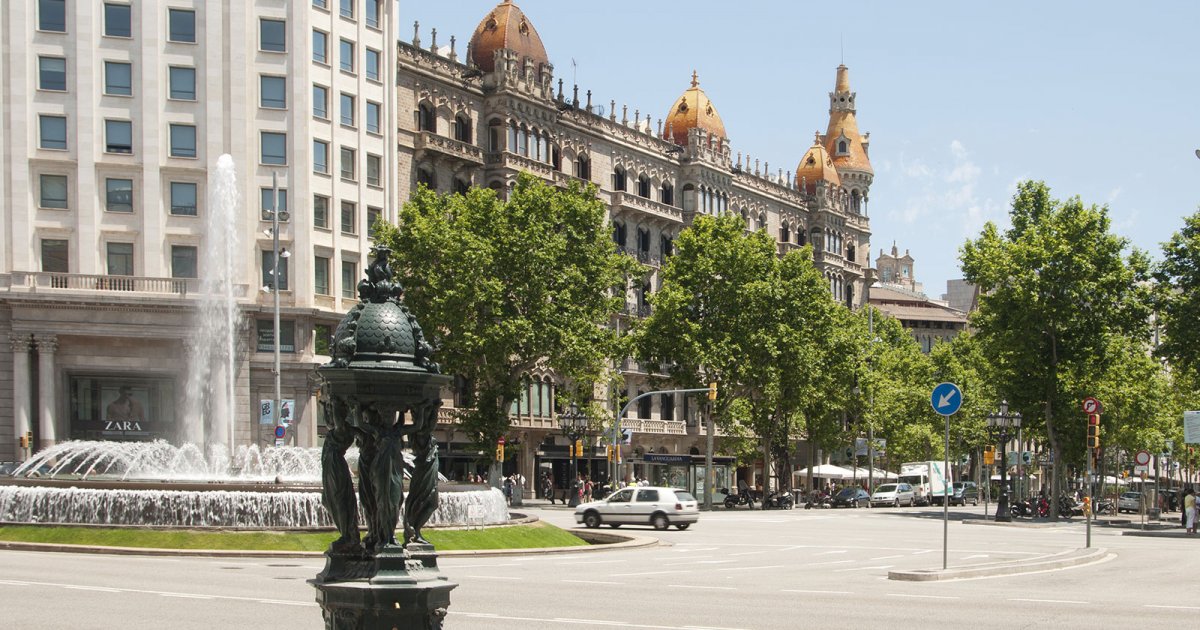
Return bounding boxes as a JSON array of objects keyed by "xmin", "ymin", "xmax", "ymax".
[
  {"xmin": 1082, "ymin": 397, "xmax": 1105, "ymax": 548},
  {"xmin": 1184, "ymin": 411, "xmax": 1200, "ymax": 444},
  {"xmin": 931, "ymin": 382, "xmax": 962, "ymax": 571}
]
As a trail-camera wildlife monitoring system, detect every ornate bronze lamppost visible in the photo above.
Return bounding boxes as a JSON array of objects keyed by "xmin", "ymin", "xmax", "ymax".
[
  {"xmin": 987, "ymin": 400, "xmax": 1022, "ymax": 523},
  {"xmin": 559, "ymin": 403, "xmax": 589, "ymax": 507}
]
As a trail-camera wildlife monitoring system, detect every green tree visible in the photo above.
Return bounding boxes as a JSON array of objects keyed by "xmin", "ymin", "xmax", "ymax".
[
  {"xmin": 960, "ymin": 181, "xmax": 1152, "ymax": 515},
  {"xmin": 862, "ymin": 310, "xmax": 936, "ymax": 466},
  {"xmin": 375, "ymin": 174, "xmax": 638, "ymax": 458},
  {"xmin": 1155, "ymin": 208, "xmax": 1200, "ymax": 375}
]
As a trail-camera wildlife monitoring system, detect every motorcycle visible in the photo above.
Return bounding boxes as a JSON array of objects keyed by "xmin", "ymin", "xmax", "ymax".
[
  {"xmin": 764, "ymin": 489, "xmax": 794, "ymax": 510},
  {"xmin": 1094, "ymin": 498, "xmax": 1116, "ymax": 515},
  {"xmin": 722, "ymin": 488, "xmax": 755, "ymax": 509},
  {"xmin": 804, "ymin": 491, "xmax": 832, "ymax": 510},
  {"xmin": 1009, "ymin": 497, "xmax": 1032, "ymax": 517}
]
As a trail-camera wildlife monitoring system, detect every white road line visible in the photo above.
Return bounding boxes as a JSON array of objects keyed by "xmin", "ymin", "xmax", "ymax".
[
  {"xmin": 1146, "ymin": 605, "xmax": 1200, "ymax": 610},
  {"xmin": 814, "ymin": 550, "xmax": 848, "ymax": 555},
  {"xmin": 961, "ymin": 554, "xmax": 989, "ymax": 560},
  {"xmin": 563, "ymin": 580, "xmax": 623, "ymax": 586},
  {"xmin": 668, "ymin": 585, "xmax": 737, "ymax": 591},
  {"xmin": 257, "ymin": 599, "xmax": 315, "ymax": 607},
  {"xmin": 0, "ymin": 580, "xmax": 30, "ymax": 586},
  {"xmin": 160, "ymin": 593, "xmax": 214, "ymax": 600},
  {"xmin": 869, "ymin": 555, "xmax": 904, "ymax": 560},
  {"xmin": 886, "ymin": 593, "xmax": 959, "ymax": 600},
  {"xmin": 714, "ymin": 565, "xmax": 785, "ymax": 572},
  {"xmin": 1009, "ymin": 598, "xmax": 1089, "ymax": 605},
  {"xmin": 441, "ymin": 563, "xmax": 520, "ymax": 568},
  {"xmin": 64, "ymin": 585, "xmax": 122, "ymax": 593},
  {"xmin": 797, "ymin": 559, "xmax": 854, "ymax": 567},
  {"xmin": 728, "ymin": 551, "xmax": 767, "ymax": 557},
  {"xmin": 0, "ymin": 578, "xmax": 319, "ymax": 607},
  {"xmin": 781, "ymin": 589, "xmax": 853, "ymax": 595},
  {"xmin": 463, "ymin": 575, "xmax": 521, "ymax": 580},
  {"xmin": 832, "ymin": 565, "xmax": 893, "ymax": 573},
  {"xmin": 911, "ymin": 550, "xmax": 934, "ymax": 555},
  {"xmin": 610, "ymin": 570, "xmax": 689, "ymax": 577}
]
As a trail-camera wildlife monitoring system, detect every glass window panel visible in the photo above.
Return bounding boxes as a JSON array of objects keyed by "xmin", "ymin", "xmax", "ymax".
[
  {"xmin": 41, "ymin": 239, "xmax": 69, "ymax": 273},
  {"xmin": 367, "ymin": 206, "xmax": 381, "ymax": 237},
  {"xmin": 106, "ymin": 242, "xmax": 134, "ymax": 276},
  {"xmin": 39, "ymin": 56, "xmax": 67, "ymax": 91},
  {"xmin": 260, "ymin": 19, "xmax": 286, "ymax": 52},
  {"xmin": 40, "ymin": 115, "xmax": 67, "ymax": 150},
  {"xmin": 340, "ymin": 93, "xmax": 354, "ymax": 126},
  {"xmin": 339, "ymin": 39, "xmax": 354, "ymax": 72},
  {"xmin": 339, "ymin": 0, "xmax": 354, "ymax": 19},
  {"xmin": 313, "ymin": 140, "xmax": 328, "ymax": 174},
  {"xmin": 169, "ymin": 66, "xmax": 196, "ymax": 100},
  {"xmin": 171, "ymin": 246, "xmax": 198, "ymax": 279},
  {"xmin": 106, "ymin": 120, "xmax": 133, "ymax": 154},
  {"xmin": 340, "ymin": 201, "xmax": 356, "ymax": 234},
  {"xmin": 40, "ymin": 174, "xmax": 68, "ymax": 209},
  {"xmin": 339, "ymin": 147, "xmax": 355, "ymax": 180},
  {"xmin": 314, "ymin": 256, "xmax": 330, "ymax": 295},
  {"xmin": 104, "ymin": 61, "xmax": 132, "ymax": 96},
  {"xmin": 105, "ymin": 178, "xmax": 134, "ymax": 212},
  {"xmin": 366, "ymin": 101, "xmax": 381, "ymax": 134},
  {"xmin": 260, "ymin": 188, "xmax": 288, "ymax": 219},
  {"xmin": 170, "ymin": 182, "xmax": 198, "ymax": 216},
  {"xmin": 313, "ymin": 195, "xmax": 329, "ymax": 228},
  {"xmin": 313, "ymin": 30, "xmax": 328, "ymax": 64},
  {"xmin": 261, "ymin": 250, "xmax": 289, "ymax": 291},
  {"xmin": 367, "ymin": 154, "xmax": 381, "ymax": 187},
  {"xmin": 341, "ymin": 261, "xmax": 356, "ymax": 298},
  {"xmin": 104, "ymin": 3, "xmax": 132, "ymax": 38},
  {"xmin": 256, "ymin": 319, "xmax": 295, "ymax": 353},
  {"xmin": 366, "ymin": 48, "xmax": 380, "ymax": 81},
  {"xmin": 366, "ymin": 0, "xmax": 380, "ymax": 28},
  {"xmin": 169, "ymin": 124, "xmax": 196, "ymax": 158},
  {"xmin": 261, "ymin": 132, "xmax": 286, "ymax": 165},
  {"xmin": 39, "ymin": 0, "xmax": 67, "ymax": 32},
  {"xmin": 260, "ymin": 75, "xmax": 286, "ymax": 109},
  {"xmin": 313, "ymin": 85, "xmax": 328, "ymax": 118},
  {"xmin": 168, "ymin": 9, "xmax": 196, "ymax": 43}
]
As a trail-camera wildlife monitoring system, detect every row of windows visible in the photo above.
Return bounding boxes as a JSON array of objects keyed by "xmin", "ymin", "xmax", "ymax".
[
  {"xmin": 37, "ymin": 174, "xmax": 196, "ymax": 216},
  {"xmin": 37, "ymin": 1, "xmax": 197, "ymax": 43},
  {"xmin": 313, "ymin": 30, "xmax": 381, "ymax": 79},
  {"xmin": 313, "ymin": 87, "xmax": 382, "ymax": 133},
  {"xmin": 37, "ymin": 115, "xmax": 287, "ymax": 164},
  {"xmin": 313, "ymin": 0, "xmax": 384, "ymax": 30},
  {"xmin": 39, "ymin": 56, "xmax": 198, "ymax": 99},
  {"xmin": 39, "ymin": 237, "xmax": 198, "ymax": 280},
  {"xmin": 312, "ymin": 142, "xmax": 382, "ymax": 186}
]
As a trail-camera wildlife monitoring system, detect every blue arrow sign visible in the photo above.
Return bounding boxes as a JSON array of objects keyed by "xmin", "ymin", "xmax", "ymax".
[
  {"xmin": 931, "ymin": 382, "xmax": 963, "ymax": 416},
  {"xmin": 274, "ymin": 425, "xmax": 287, "ymax": 439}
]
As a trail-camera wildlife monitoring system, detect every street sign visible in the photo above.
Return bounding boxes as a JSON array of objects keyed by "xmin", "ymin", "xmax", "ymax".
[
  {"xmin": 274, "ymin": 425, "xmax": 286, "ymax": 439},
  {"xmin": 1081, "ymin": 397, "xmax": 1102, "ymax": 414},
  {"xmin": 1134, "ymin": 450, "xmax": 1151, "ymax": 467},
  {"xmin": 1185, "ymin": 411, "xmax": 1200, "ymax": 444},
  {"xmin": 930, "ymin": 382, "xmax": 963, "ymax": 416},
  {"xmin": 497, "ymin": 436, "xmax": 506, "ymax": 445}
]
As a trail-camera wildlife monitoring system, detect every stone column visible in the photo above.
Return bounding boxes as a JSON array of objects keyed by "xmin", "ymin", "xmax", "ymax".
[
  {"xmin": 34, "ymin": 335, "xmax": 58, "ymax": 448},
  {"xmin": 10, "ymin": 334, "xmax": 32, "ymax": 459}
]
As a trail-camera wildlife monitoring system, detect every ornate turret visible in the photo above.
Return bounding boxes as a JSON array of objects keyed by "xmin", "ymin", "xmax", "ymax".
[
  {"xmin": 795, "ymin": 132, "xmax": 841, "ymax": 193},
  {"xmin": 664, "ymin": 71, "xmax": 727, "ymax": 146},
  {"xmin": 468, "ymin": 0, "xmax": 549, "ymax": 73},
  {"xmin": 824, "ymin": 65, "xmax": 873, "ymax": 176}
]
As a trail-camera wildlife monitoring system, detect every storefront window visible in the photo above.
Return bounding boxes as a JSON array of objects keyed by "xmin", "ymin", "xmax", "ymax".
[{"xmin": 69, "ymin": 376, "xmax": 177, "ymax": 441}]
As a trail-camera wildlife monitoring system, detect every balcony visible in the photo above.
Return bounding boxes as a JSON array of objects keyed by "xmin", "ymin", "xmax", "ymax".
[
  {"xmin": 414, "ymin": 131, "xmax": 484, "ymax": 166},
  {"xmin": 619, "ymin": 417, "xmax": 688, "ymax": 436},
  {"xmin": 5, "ymin": 271, "xmax": 201, "ymax": 297},
  {"xmin": 484, "ymin": 151, "xmax": 554, "ymax": 178},
  {"xmin": 777, "ymin": 242, "xmax": 805, "ymax": 257},
  {"xmin": 843, "ymin": 259, "xmax": 864, "ymax": 275},
  {"xmin": 610, "ymin": 192, "xmax": 684, "ymax": 226}
]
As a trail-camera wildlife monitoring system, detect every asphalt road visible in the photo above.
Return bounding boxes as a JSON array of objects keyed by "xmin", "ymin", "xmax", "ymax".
[{"xmin": 1, "ymin": 504, "xmax": 1195, "ymax": 629}]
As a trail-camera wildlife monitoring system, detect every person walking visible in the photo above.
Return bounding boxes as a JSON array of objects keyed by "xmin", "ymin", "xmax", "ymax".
[{"xmin": 1184, "ymin": 488, "xmax": 1196, "ymax": 534}]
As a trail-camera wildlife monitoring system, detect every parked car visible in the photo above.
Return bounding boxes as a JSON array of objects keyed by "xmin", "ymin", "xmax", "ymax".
[
  {"xmin": 831, "ymin": 487, "xmax": 871, "ymax": 508},
  {"xmin": 1117, "ymin": 491, "xmax": 1143, "ymax": 514},
  {"xmin": 950, "ymin": 481, "xmax": 979, "ymax": 506},
  {"xmin": 870, "ymin": 483, "xmax": 915, "ymax": 507},
  {"xmin": 575, "ymin": 486, "xmax": 699, "ymax": 530}
]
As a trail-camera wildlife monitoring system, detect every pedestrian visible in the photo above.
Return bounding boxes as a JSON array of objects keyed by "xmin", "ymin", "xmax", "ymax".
[
  {"xmin": 584, "ymin": 475, "xmax": 594, "ymax": 501},
  {"xmin": 1184, "ymin": 488, "xmax": 1196, "ymax": 534},
  {"xmin": 503, "ymin": 475, "xmax": 513, "ymax": 505}
]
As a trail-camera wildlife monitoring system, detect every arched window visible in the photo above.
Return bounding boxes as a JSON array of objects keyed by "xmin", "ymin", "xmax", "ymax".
[
  {"xmin": 838, "ymin": 140, "xmax": 848, "ymax": 154},
  {"xmin": 488, "ymin": 118, "xmax": 503, "ymax": 152},
  {"xmin": 851, "ymin": 189, "xmax": 861, "ymax": 214},
  {"xmin": 637, "ymin": 227, "xmax": 651, "ymax": 261},
  {"xmin": 612, "ymin": 166, "xmax": 627, "ymax": 192},
  {"xmin": 551, "ymin": 145, "xmax": 561, "ymax": 171},
  {"xmin": 681, "ymin": 183, "xmax": 696, "ymax": 213},
  {"xmin": 758, "ymin": 212, "xmax": 766, "ymax": 231},
  {"xmin": 416, "ymin": 166, "xmax": 435, "ymax": 189},
  {"xmin": 454, "ymin": 115, "xmax": 472, "ymax": 143},
  {"xmin": 638, "ymin": 392, "xmax": 652, "ymax": 419},
  {"xmin": 636, "ymin": 174, "xmax": 651, "ymax": 199},
  {"xmin": 517, "ymin": 126, "xmax": 528, "ymax": 156},
  {"xmin": 780, "ymin": 223, "xmax": 790, "ymax": 244},
  {"xmin": 532, "ymin": 129, "xmax": 543, "ymax": 161},
  {"xmin": 575, "ymin": 154, "xmax": 591, "ymax": 180},
  {"xmin": 847, "ymin": 243, "xmax": 856, "ymax": 262},
  {"xmin": 660, "ymin": 182, "xmax": 674, "ymax": 206},
  {"xmin": 660, "ymin": 394, "xmax": 675, "ymax": 422},
  {"xmin": 659, "ymin": 234, "xmax": 673, "ymax": 259},
  {"xmin": 452, "ymin": 177, "xmax": 470, "ymax": 195},
  {"xmin": 612, "ymin": 220, "xmax": 627, "ymax": 249},
  {"xmin": 507, "ymin": 123, "xmax": 518, "ymax": 153},
  {"xmin": 418, "ymin": 103, "xmax": 436, "ymax": 133}
]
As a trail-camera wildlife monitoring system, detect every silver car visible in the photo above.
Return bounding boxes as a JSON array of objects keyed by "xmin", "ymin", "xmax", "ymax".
[
  {"xmin": 1117, "ymin": 491, "xmax": 1143, "ymax": 513},
  {"xmin": 574, "ymin": 486, "xmax": 699, "ymax": 530},
  {"xmin": 870, "ymin": 483, "xmax": 916, "ymax": 507}
]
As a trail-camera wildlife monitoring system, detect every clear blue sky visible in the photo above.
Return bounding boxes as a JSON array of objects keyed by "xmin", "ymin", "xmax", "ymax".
[{"xmin": 402, "ymin": 1, "xmax": 1200, "ymax": 296}]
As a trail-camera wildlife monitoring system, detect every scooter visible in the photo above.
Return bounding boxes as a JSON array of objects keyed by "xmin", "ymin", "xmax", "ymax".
[
  {"xmin": 804, "ymin": 491, "xmax": 832, "ymax": 510},
  {"xmin": 1009, "ymin": 497, "xmax": 1032, "ymax": 517},
  {"xmin": 764, "ymin": 489, "xmax": 794, "ymax": 510},
  {"xmin": 1094, "ymin": 498, "xmax": 1116, "ymax": 515},
  {"xmin": 722, "ymin": 488, "xmax": 755, "ymax": 509}
]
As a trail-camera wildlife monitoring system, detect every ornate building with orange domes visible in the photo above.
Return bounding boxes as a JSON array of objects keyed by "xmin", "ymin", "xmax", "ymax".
[{"xmin": 397, "ymin": 1, "xmax": 875, "ymax": 491}]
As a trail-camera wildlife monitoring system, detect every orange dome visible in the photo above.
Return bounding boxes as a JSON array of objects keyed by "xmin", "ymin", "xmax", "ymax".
[
  {"xmin": 664, "ymin": 72, "xmax": 727, "ymax": 145},
  {"xmin": 796, "ymin": 133, "xmax": 841, "ymax": 191},
  {"xmin": 469, "ymin": 1, "xmax": 549, "ymax": 73}
]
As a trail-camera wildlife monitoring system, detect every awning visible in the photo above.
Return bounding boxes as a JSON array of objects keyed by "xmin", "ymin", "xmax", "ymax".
[{"xmin": 794, "ymin": 464, "xmax": 855, "ymax": 480}]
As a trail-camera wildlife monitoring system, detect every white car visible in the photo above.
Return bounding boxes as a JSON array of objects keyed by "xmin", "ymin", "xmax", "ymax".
[
  {"xmin": 870, "ymin": 482, "xmax": 916, "ymax": 507},
  {"xmin": 574, "ymin": 486, "xmax": 699, "ymax": 530}
]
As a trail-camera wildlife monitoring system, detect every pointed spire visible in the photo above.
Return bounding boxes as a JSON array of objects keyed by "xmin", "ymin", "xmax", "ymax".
[
  {"xmin": 412, "ymin": 20, "xmax": 420, "ymax": 47},
  {"xmin": 449, "ymin": 35, "xmax": 457, "ymax": 62},
  {"xmin": 835, "ymin": 64, "xmax": 851, "ymax": 93},
  {"xmin": 691, "ymin": 70, "xmax": 699, "ymax": 88}
]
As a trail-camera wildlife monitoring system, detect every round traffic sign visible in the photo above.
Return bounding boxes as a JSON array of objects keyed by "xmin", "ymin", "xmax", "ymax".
[
  {"xmin": 1082, "ymin": 397, "xmax": 1101, "ymax": 414},
  {"xmin": 497, "ymin": 436, "xmax": 506, "ymax": 445},
  {"xmin": 274, "ymin": 425, "xmax": 286, "ymax": 439},
  {"xmin": 930, "ymin": 382, "xmax": 963, "ymax": 416},
  {"xmin": 1134, "ymin": 450, "xmax": 1151, "ymax": 466}
]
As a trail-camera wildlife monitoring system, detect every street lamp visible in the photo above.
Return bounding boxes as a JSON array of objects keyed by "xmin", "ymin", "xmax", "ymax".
[
  {"xmin": 559, "ymin": 402, "xmax": 590, "ymax": 507},
  {"xmin": 263, "ymin": 172, "xmax": 290, "ymax": 443},
  {"xmin": 986, "ymin": 400, "xmax": 1022, "ymax": 522}
]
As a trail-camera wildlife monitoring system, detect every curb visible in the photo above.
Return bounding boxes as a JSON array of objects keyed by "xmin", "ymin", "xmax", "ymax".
[
  {"xmin": 887, "ymin": 547, "xmax": 1110, "ymax": 582},
  {"xmin": 0, "ymin": 529, "xmax": 658, "ymax": 559},
  {"xmin": 1120, "ymin": 529, "xmax": 1197, "ymax": 538}
]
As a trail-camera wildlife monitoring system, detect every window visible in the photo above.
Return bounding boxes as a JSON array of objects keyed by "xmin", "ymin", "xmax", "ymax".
[
  {"xmin": 169, "ymin": 123, "xmax": 196, "ymax": 158},
  {"xmin": 341, "ymin": 261, "xmax": 356, "ymax": 298},
  {"xmin": 313, "ymin": 0, "xmax": 327, "ymax": 8},
  {"xmin": 41, "ymin": 239, "xmax": 69, "ymax": 273},
  {"xmin": 170, "ymin": 182, "xmax": 198, "ymax": 216},
  {"xmin": 339, "ymin": 93, "xmax": 355, "ymax": 127},
  {"xmin": 313, "ymin": 195, "xmax": 329, "ymax": 228},
  {"xmin": 418, "ymin": 104, "xmax": 436, "ymax": 132},
  {"xmin": 637, "ymin": 175, "xmax": 651, "ymax": 199},
  {"xmin": 261, "ymin": 250, "xmax": 289, "ymax": 290},
  {"xmin": 365, "ymin": 48, "xmax": 380, "ymax": 81},
  {"xmin": 260, "ymin": 188, "xmax": 288, "ymax": 219},
  {"xmin": 39, "ymin": 115, "xmax": 67, "ymax": 150},
  {"xmin": 39, "ymin": 174, "xmax": 68, "ymax": 209},
  {"xmin": 260, "ymin": 18, "xmax": 286, "ymax": 52},
  {"xmin": 256, "ymin": 319, "xmax": 295, "ymax": 353},
  {"xmin": 454, "ymin": 115, "xmax": 471, "ymax": 142},
  {"xmin": 104, "ymin": 3, "xmax": 132, "ymax": 38},
  {"xmin": 367, "ymin": 206, "xmax": 382, "ymax": 238},
  {"xmin": 106, "ymin": 242, "xmax": 134, "ymax": 276},
  {"xmin": 661, "ymin": 183, "xmax": 674, "ymax": 206},
  {"xmin": 366, "ymin": 101, "xmax": 381, "ymax": 134},
  {"xmin": 366, "ymin": 0, "xmax": 381, "ymax": 28},
  {"xmin": 105, "ymin": 178, "xmax": 134, "ymax": 212},
  {"xmin": 314, "ymin": 324, "xmax": 332, "ymax": 355},
  {"xmin": 168, "ymin": 9, "xmax": 196, "ymax": 43},
  {"xmin": 340, "ymin": 201, "xmax": 356, "ymax": 235},
  {"xmin": 613, "ymin": 167, "xmax": 627, "ymax": 192},
  {"xmin": 313, "ymin": 140, "xmax": 329, "ymax": 174},
  {"xmin": 106, "ymin": 120, "xmax": 133, "ymax": 154},
  {"xmin": 313, "ymin": 30, "xmax": 328, "ymax": 64},
  {"xmin": 171, "ymin": 245, "xmax": 198, "ymax": 279},
  {"xmin": 313, "ymin": 85, "xmax": 329, "ymax": 118},
  {"xmin": 314, "ymin": 256, "xmax": 330, "ymax": 295},
  {"xmin": 575, "ymin": 155, "xmax": 591, "ymax": 180},
  {"xmin": 339, "ymin": 146, "xmax": 355, "ymax": 180},
  {"xmin": 38, "ymin": 0, "xmax": 67, "ymax": 32},
  {"xmin": 366, "ymin": 154, "xmax": 381, "ymax": 187},
  {"xmin": 339, "ymin": 39, "xmax": 354, "ymax": 73},
  {"xmin": 104, "ymin": 61, "xmax": 132, "ymax": 96},
  {"xmin": 169, "ymin": 66, "xmax": 196, "ymax": 100},
  {"xmin": 39, "ymin": 56, "xmax": 67, "ymax": 91},
  {"xmin": 260, "ymin": 75, "xmax": 286, "ymax": 108},
  {"xmin": 339, "ymin": 0, "xmax": 354, "ymax": 19},
  {"xmin": 260, "ymin": 131, "xmax": 286, "ymax": 165}
]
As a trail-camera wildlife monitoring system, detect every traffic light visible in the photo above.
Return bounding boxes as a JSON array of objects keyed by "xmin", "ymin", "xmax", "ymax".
[
  {"xmin": 606, "ymin": 445, "xmax": 614, "ymax": 462},
  {"xmin": 983, "ymin": 446, "xmax": 995, "ymax": 465},
  {"xmin": 495, "ymin": 443, "xmax": 505, "ymax": 462},
  {"xmin": 708, "ymin": 382, "xmax": 718, "ymax": 401},
  {"xmin": 575, "ymin": 440, "xmax": 584, "ymax": 458},
  {"xmin": 1086, "ymin": 413, "xmax": 1100, "ymax": 450},
  {"xmin": 19, "ymin": 434, "xmax": 28, "ymax": 449}
]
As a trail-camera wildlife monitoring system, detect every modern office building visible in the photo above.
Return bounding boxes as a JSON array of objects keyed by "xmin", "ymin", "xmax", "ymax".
[{"xmin": 0, "ymin": 0, "xmax": 397, "ymax": 459}]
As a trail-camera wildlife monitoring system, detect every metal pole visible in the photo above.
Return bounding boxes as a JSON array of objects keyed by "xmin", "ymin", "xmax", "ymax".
[
  {"xmin": 867, "ymin": 306, "xmax": 874, "ymax": 495},
  {"xmin": 705, "ymin": 399, "xmax": 714, "ymax": 511},
  {"xmin": 272, "ymin": 172, "xmax": 282, "ymax": 446},
  {"xmin": 943, "ymin": 410, "xmax": 950, "ymax": 570},
  {"xmin": 1086, "ymin": 449, "xmax": 1092, "ymax": 548},
  {"xmin": 997, "ymin": 424, "xmax": 1010, "ymax": 522}
]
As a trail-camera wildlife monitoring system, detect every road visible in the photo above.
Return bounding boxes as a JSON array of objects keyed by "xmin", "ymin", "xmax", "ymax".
[{"xmin": 0, "ymin": 504, "xmax": 1194, "ymax": 629}]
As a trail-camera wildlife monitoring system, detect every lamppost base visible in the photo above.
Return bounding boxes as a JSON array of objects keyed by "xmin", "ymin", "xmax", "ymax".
[
  {"xmin": 994, "ymin": 498, "xmax": 1011, "ymax": 522},
  {"xmin": 311, "ymin": 545, "xmax": 457, "ymax": 630}
]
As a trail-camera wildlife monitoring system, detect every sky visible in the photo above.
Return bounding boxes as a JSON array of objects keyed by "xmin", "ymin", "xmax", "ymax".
[{"xmin": 401, "ymin": 1, "xmax": 1200, "ymax": 297}]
